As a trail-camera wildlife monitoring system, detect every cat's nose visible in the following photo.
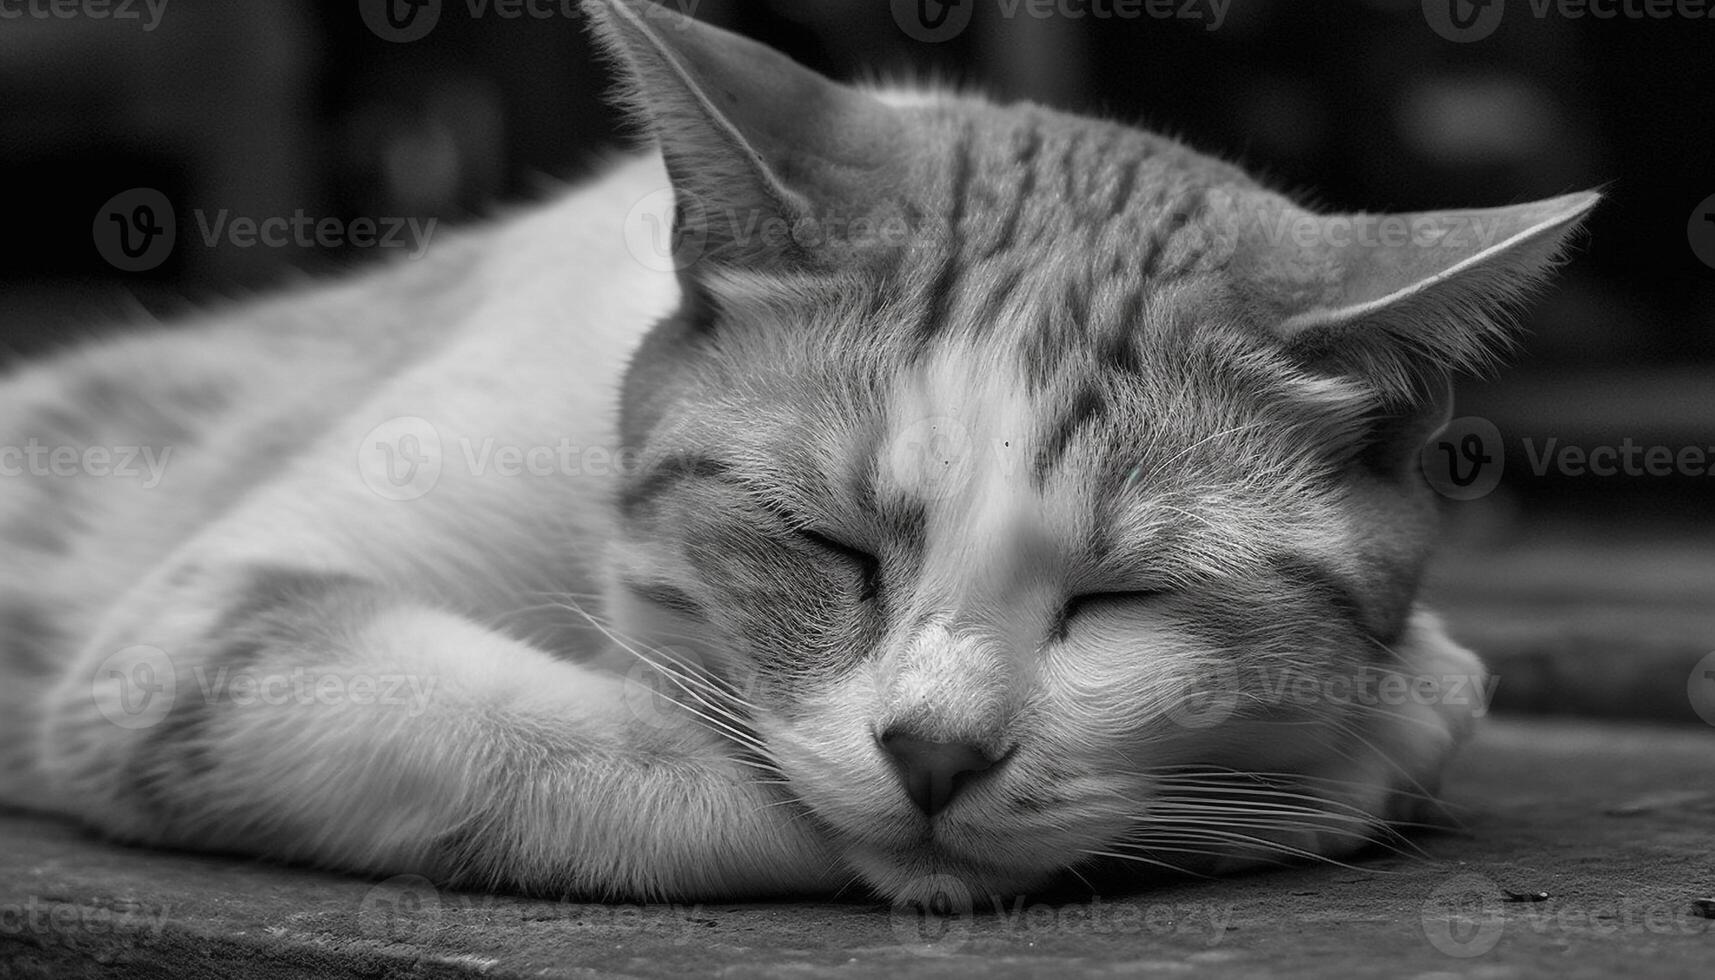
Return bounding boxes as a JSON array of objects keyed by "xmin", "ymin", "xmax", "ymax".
[{"xmin": 878, "ymin": 730, "xmax": 1003, "ymax": 817}]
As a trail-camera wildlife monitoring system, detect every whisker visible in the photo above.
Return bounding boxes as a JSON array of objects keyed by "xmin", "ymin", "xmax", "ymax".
[{"xmin": 1077, "ymin": 848, "xmax": 1210, "ymax": 878}]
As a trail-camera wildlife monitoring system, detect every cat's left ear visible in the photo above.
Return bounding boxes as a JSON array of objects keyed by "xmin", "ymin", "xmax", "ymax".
[
  {"xmin": 1254, "ymin": 191, "xmax": 1600, "ymax": 400},
  {"xmin": 583, "ymin": 0, "xmax": 908, "ymax": 270}
]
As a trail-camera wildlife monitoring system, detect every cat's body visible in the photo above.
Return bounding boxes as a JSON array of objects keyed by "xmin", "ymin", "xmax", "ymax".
[{"xmin": 0, "ymin": 0, "xmax": 1594, "ymax": 903}]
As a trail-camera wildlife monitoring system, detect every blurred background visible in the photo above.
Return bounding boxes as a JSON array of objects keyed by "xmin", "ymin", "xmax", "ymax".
[{"xmin": 1, "ymin": 0, "xmax": 1711, "ymax": 723}]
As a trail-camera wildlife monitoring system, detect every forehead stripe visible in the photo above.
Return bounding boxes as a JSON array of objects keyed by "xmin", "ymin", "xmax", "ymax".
[
  {"xmin": 1109, "ymin": 154, "xmax": 1143, "ymax": 220},
  {"xmin": 917, "ymin": 121, "xmax": 976, "ymax": 344},
  {"xmin": 1033, "ymin": 385, "xmax": 1107, "ymax": 484},
  {"xmin": 1138, "ymin": 191, "xmax": 1209, "ymax": 283},
  {"xmin": 981, "ymin": 120, "xmax": 1043, "ymax": 260}
]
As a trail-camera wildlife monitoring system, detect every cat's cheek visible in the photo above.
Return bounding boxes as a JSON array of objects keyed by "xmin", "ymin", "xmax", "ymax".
[
  {"xmin": 756, "ymin": 673, "xmax": 938, "ymax": 850},
  {"xmin": 1299, "ymin": 607, "xmax": 1488, "ymax": 827},
  {"xmin": 598, "ymin": 578, "xmax": 717, "ymax": 672},
  {"xmin": 677, "ymin": 534, "xmax": 882, "ymax": 702},
  {"xmin": 1037, "ymin": 621, "xmax": 1222, "ymax": 747},
  {"xmin": 1370, "ymin": 608, "xmax": 1488, "ymax": 801}
]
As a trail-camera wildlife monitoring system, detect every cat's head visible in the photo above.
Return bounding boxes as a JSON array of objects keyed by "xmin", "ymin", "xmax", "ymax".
[{"xmin": 587, "ymin": 0, "xmax": 1595, "ymax": 900}]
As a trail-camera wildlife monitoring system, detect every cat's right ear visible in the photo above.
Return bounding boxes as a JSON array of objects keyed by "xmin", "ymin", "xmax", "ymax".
[
  {"xmin": 1232, "ymin": 189, "xmax": 1598, "ymax": 476},
  {"xmin": 1241, "ymin": 190, "xmax": 1600, "ymax": 400},
  {"xmin": 583, "ymin": 0, "xmax": 908, "ymax": 270}
]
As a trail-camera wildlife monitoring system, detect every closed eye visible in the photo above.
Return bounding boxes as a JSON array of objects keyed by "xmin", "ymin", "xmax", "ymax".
[
  {"xmin": 797, "ymin": 529, "xmax": 882, "ymax": 603},
  {"xmin": 1055, "ymin": 590, "xmax": 1169, "ymax": 638}
]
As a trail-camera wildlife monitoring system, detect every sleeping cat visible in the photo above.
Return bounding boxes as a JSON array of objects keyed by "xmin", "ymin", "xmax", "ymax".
[{"xmin": 0, "ymin": 0, "xmax": 1594, "ymax": 904}]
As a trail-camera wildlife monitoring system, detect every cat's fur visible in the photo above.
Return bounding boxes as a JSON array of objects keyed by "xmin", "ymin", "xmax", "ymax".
[{"xmin": 0, "ymin": 0, "xmax": 1595, "ymax": 903}]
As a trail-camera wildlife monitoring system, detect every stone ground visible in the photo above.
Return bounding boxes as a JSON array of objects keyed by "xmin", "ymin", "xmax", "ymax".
[
  {"xmin": 2, "ymin": 514, "xmax": 1712, "ymax": 978},
  {"xmin": 1, "ymin": 719, "xmax": 1711, "ymax": 979}
]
